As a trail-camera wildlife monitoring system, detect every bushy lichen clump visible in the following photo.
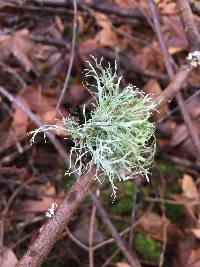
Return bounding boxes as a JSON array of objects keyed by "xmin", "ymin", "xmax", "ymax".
[{"xmin": 29, "ymin": 57, "xmax": 157, "ymax": 198}]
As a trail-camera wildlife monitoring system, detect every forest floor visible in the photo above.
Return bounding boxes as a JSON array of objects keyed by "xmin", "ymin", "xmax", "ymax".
[{"xmin": 0, "ymin": 1, "xmax": 200, "ymax": 267}]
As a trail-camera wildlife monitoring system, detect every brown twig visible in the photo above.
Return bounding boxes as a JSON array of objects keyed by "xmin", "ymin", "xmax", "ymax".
[
  {"xmin": 29, "ymin": 34, "xmax": 70, "ymax": 49},
  {"xmin": 16, "ymin": 166, "xmax": 96, "ymax": 267},
  {"xmin": 65, "ymin": 226, "xmax": 89, "ymax": 251},
  {"xmin": 190, "ymin": 0, "xmax": 200, "ymax": 16},
  {"xmin": 155, "ymin": 64, "xmax": 192, "ymax": 105},
  {"xmin": 0, "ymin": 43, "xmax": 196, "ymax": 263},
  {"xmin": 55, "ymin": 0, "xmax": 77, "ymax": 117},
  {"xmin": 0, "ymin": 86, "xmax": 139, "ymax": 266},
  {"xmin": 88, "ymin": 192, "xmax": 97, "ymax": 267},
  {"xmin": 89, "ymin": 192, "xmax": 141, "ymax": 267},
  {"xmin": 148, "ymin": 0, "xmax": 200, "ymax": 155},
  {"xmin": 101, "ymin": 249, "xmax": 120, "ymax": 267},
  {"xmin": 158, "ymin": 176, "xmax": 168, "ymax": 267},
  {"xmin": 0, "ymin": 178, "xmax": 36, "ymax": 248},
  {"xmin": 31, "ymin": 0, "xmax": 145, "ymax": 20},
  {"xmin": 128, "ymin": 185, "xmax": 138, "ymax": 251},
  {"xmin": 0, "ymin": 61, "xmax": 26, "ymax": 89},
  {"xmin": 176, "ymin": 0, "xmax": 200, "ymax": 50},
  {"xmin": 157, "ymin": 88, "xmax": 200, "ymax": 124}
]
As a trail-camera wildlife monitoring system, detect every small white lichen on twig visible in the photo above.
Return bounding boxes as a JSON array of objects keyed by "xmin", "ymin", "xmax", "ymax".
[
  {"xmin": 29, "ymin": 57, "xmax": 157, "ymax": 199},
  {"xmin": 46, "ymin": 203, "xmax": 58, "ymax": 218},
  {"xmin": 186, "ymin": 50, "xmax": 200, "ymax": 68}
]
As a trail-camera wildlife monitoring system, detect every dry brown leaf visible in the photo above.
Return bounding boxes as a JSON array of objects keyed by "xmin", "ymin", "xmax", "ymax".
[
  {"xmin": 172, "ymin": 233, "xmax": 196, "ymax": 267},
  {"xmin": 94, "ymin": 13, "xmax": 118, "ymax": 47},
  {"xmin": 191, "ymin": 229, "xmax": 200, "ymax": 239},
  {"xmin": 137, "ymin": 212, "xmax": 182, "ymax": 244},
  {"xmin": 0, "ymin": 29, "xmax": 34, "ymax": 72},
  {"xmin": 116, "ymin": 263, "xmax": 131, "ymax": 267},
  {"xmin": 42, "ymin": 110, "xmax": 56, "ymax": 124},
  {"xmin": 143, "ymin": 79, "xmax": 169, "ymax": 120},
  {"xmin": 157, "ymin": 0, "xmax": 176, "ymax": 14},
  {"xmin": 114, "ymin": 0, "xmax": 134, "ymax": 8},
  {"xmin": 0, "ymin": 96, "xmax": 30, "ymax": 152},
  {"xmin": 78, "ymin": 39, "xmax": 101, "ymax": 62},
  {"xmin": 22, "ymin": 182, "xmax": 62, "ymax": 219},
  {"xmin": 185, "ymin": 93, "xmax": 200, "ymax": 120},
  {"xmin": 170, "ymin": 124, "xmax": 189, "ymax": 147},
  {"xmin": 186, "ymin": 248, "xmax": 200, "ymax": 267},
  {"xmin": 131, "ymin": 41, "xmax": 164, "ymax": 72},
  {"xmin": 182, "ymin": 174, "xmax": 199, "ymax": 200},
  {"xmin": 19, "ymin": 86, "xmax": 57, "ymax": 124},
  {"xmin": 0, "ymin": 247, "xmax": 18, "ymax": 267},
  {"xmin": 163, "ymin": 16, "xmax": 188, "ymax": 54},
  {"xmin": 66, "ymin": 84, "xmax": 90, "ymax": 106},
  {"xmin": 12, "ymin": 96, "xmax": 30, "ymax": 138}
]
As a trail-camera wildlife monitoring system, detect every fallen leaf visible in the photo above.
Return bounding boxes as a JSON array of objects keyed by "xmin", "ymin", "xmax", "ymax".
[
  {"xmin": 137, "ymin": 212, "xmax": 182, "ymax": 244},
  {"xmin": 172, "ymin": 233, "xmax": 196, "ymax": 267},
  {"xmin": 73, "ymin": 224, "xmax": 104, "ymax": 246},
  {"xmin": 163, "ymin": 16, "xmax": 188, "ymax": 54},
  {"xmin": 182, "ymin": 174, "xmax": 199, "ymax": 200},
  {"xmin": 19, "ymin": 85, "xmax": 57, "ymax": 124},
  {"xmin": 191, "ymin": 229, "xmax": 200, "ymax": 239},
  {"xmin": 130, "ymin": 41, "xmax": 164, "ymax": 72},
  {"xmin": 0, "ymin": 29, "xmax": 34, "ymax": 72},
  {"xmin": 22, "ymin": 182, "xmax": 62, "ymax": 219},
  {"xmin": 42, "ymin": 110, "xmax": 56, "ymax": 124},
  {"xmin": 66, "ymin": 84, "xmax": 90, "ymax": 106},
  {"xmin": 94, "ymin": 13, "xmax": 118, "ymax": 47},
  {"xmin": 143, "ymin": 79, "xmax": 169, "ymax": 120},
  {"xmin": 0, "ymin": 247, "xmax": 18, "ymax": 267},
  {"xmin": 115, "ymin": 0, "xmax": 134, "ymax": 8},
  {"xmin": 78, "ymin": 39, "xmax": 101, "ymax": 62},
  {"xmin": 186, "ymin": 248, "xmax": 200, "ymax": 267},
  {"xmin": 157, "ymin": 0, "xmax": 176, "ymax": 14},
  {"xmin": 12, "ymin": 96, "xmax": 30, "ymax": 138},
  {"xmin": 116, "ymin": 263, "xmax": 131, "ymax": 267},
  {"xmin": 170, "ymin": 124, "xmax": 189, "ymax": 147}
]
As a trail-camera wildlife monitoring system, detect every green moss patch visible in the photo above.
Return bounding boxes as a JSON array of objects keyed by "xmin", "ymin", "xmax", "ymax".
[{"xmin": 134, "ymin": 233, "xmax": 161, "ymax": 263}]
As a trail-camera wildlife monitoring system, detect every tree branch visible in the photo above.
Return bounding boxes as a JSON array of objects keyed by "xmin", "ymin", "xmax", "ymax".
[
  {"xmin": 0, "ymin": 55, "xmax": 195, "ymax": 266},
  {"xmin": 148, "ymin": 0, "xmax": 200, "ymax": 155},
  {"xmin": 176, "ymin": 0, "xmax": 200, "ymax": 50}
]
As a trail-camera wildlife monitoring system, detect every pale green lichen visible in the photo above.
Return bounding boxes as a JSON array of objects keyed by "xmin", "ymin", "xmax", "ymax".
[{"xmin": 29, "ymin": 57, "xmax": 157, "ymax": 199}]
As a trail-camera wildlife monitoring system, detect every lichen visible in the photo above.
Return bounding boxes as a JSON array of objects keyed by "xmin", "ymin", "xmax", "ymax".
[
  {"xmin": 186, "ymin": 50, "xmax": 200, "ymax": 68},
  {"xmin": 29, "ymin": 57, "xmax": 157, "ymax": 199}
]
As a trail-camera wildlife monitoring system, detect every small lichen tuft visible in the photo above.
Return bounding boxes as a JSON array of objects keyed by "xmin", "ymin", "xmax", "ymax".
[
  {"xmin": 29, "ymin": 57, "xmax": 157, "ymax": 199},
  {"xmin": 186, "ymin": 50, "xmax": 200, "ymax": 68}
]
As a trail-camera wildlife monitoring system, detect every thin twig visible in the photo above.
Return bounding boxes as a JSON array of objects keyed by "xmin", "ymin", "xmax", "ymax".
[
  {"xmin": 148, "ymin": 0, "xmax": 200, "ymax": 155},
  {"xmin": 88, "ymin": 192, "xmax": 97, "ymax": 267},
  {"xmin": 128, "ymin": 185, "xmax": 138, "ymax": 251},
  {"xmin": 0, "ymin": 61, "xmax": 26, "ymax": 89},
  {"xmin": 89, "ymin": 192, "xmax": 141, "ymax": 267},
  {"xmin": 155, "ymin": 64, "xmax": 192, "ymax": 105},
  {"xmin": 157, "ymin": 88, "xmax": 200, "ymax": 124},
  {"xmin": 65, "ymin": 226, "xmax": 89, "ymax": 252},
  {"xmin": 0, "ymin": 49, "xmax": 197, "ymax": 265},
  {"xmin": 145, "ymin": 197, "xmax": 199, "ymax": 206},
  {"xmin": 16, "ymin": 166, "xmax": 96, "ymax": 267},
  {"xmin": 0, "ymin": 178, "xmax": 36, "ymax": 248},
  {"xmin": 29, "ymin": 34, "xmax": 70, "ymax": 49},
  {"xmin": 190, "ymin": 0, "xmax": 200, "ymax": 16},
  {"xmin": 55, "ymin": 0, "xmax": 77, "ymax": 117},
  {"xmin": 0, "ymin": 86, "xmax": 139, "ymax": 266},
  {"xmin": 177, "ymin": 0, "xmax": 200, "ymax": 50},
  {"xmin": 31, "ymin": 0, "xmax": 145, "ymax": 20},
  {"xmin": 101, "ymin": 249, "xmax": 120, "ymax": 267},
  {"xmin": 159, "ymin": 176, "xmax": 168, "ymax": 267}
]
